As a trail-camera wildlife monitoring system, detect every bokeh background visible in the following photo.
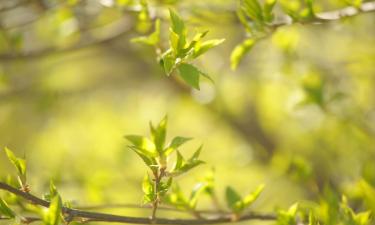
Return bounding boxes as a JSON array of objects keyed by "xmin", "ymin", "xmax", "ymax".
[{"xmin": 0, "ymin": 0, "xmax": 374, "ymax": 224}]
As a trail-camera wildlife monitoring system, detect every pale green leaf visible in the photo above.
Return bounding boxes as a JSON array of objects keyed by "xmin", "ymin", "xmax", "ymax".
[
  {"xmin": 177, "ymin": 63, "xmax": 201, "ymax": 90},
  {"xmin": 230, "ymin": 38, "xmax": 255, "ymax": 70}
]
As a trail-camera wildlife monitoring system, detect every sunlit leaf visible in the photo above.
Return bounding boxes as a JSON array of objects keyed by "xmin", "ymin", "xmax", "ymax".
[
  {"xmin": 193, "ymin": 39, "xmax": 225, "ymax": 58},
  {"xmin": 230, "ymin": 39, "xmax": 255, "ymax": 70},
  {"xmin": 177, "ymin": 63, "xmax": 201, "ymax": 90},
  {"xmin": 242, "ymin": 184, "xmax": 265, "ymax": 208},
  {"xmin": 131, "ymin": 19, "xmax": 160, "ymax": 46},
  {"xmin": 150, "ymin": 116, "xmax": 167, "ymax": 153},
  {"xmin": 164, "ymin": 136, "xmax": 192, "ymax": 156},
  {"xmin": 43, "ymin": 195, "xmax": 62, "ymax": 225}
]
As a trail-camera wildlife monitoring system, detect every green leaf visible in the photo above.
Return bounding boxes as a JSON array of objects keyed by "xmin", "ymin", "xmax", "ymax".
[
  {"xmin": 44, "ymin": 195, "xmax": 62, "ymax": 225},
  {"xmin": 225, "ymin": 186, "xmax": 243, "ymax": 212},
  {"xmin": 189, "ymin": 182, "xmax": 207, "ymax": 209},
  {"xmin": 242, "ymin": 0, "xmax": 264, "ymax": 22},
  {"xmin": 193, "ymin": 38, "xmax": 225, "ymax": 58},
  {"xmin": 4, "ymin": 147, "xmax": 27, "ymax": 187},
  {"xmin": 131, "ymin": 19, "xmax": 160, "ymax": 46},
  {"xmin": 142, "ymin": 174, "xmax": 155, "ymax": 204},
  {"xmin": 158, "ymin": 178, "xmax": 173, "ymax": 197},
  {"xmin": 173, "ymin": 151, "xmax": 185, "ymax": 171},
  {"xmin": 0, "ymin": 198, "xmax": 15, "ymax": 218},
  {"xmin": 169, "ymin": 9, "xmax": 186, "ymax": 54},
  {"xmin": 242, "ymin": 184, "xmax": 265, "ymax": 208},
  {"xmin": 177, "ymin": 63, "xmax": 201, "ymax": 90},
  {"xmin": 150, "ymin": 116, "xmax": 168, "ymax": 153},
  {"xmin": 4, "ymin": 147, "xmax": 26, "ymax": 176},
  {"xmin": 263, "ymin": 0, "xmax": 277, "ymax": 22},
  {"xmin": 276, "ymin": 203, "xmax": 299, "ymax": 225},
  {"xmin": 124, "ymin": 135, "xmax": 157, "ymax": 156},
  {"xmin": 230, "ymin": 38, "xmax": 255, "ymax": 70},
  {"xmin": 49, "ymin": 180, "xmax": 58, "ymax": 199},
  {"xmin": 164, "ymin": 184, "xmax": 189, "ymax": 209},
  {"xmin": 128, "ymin": 146, "xmax": 158, "ymax": 171},
  {"xmin": 164, "ymin": 136, "xmax": 192, "ymax": 156}
]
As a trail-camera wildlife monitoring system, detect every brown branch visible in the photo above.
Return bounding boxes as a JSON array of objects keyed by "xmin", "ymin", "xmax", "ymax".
[{"xmin": 0, "ymin": 182, "xmax": 276, "ymax": 224}]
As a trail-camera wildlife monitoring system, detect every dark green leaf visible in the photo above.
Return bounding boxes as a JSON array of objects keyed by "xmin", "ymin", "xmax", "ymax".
[
  {"xmin": 177, "ymin": 63, "xmax": 201, "ymax": 90},
  {"xmin": 242, "ymin": 184, "xmax": 265, "ymax": 208},
  {"xmin": 0, "ymin": 198, "xmax": 15, "ymax": 218},
  {"xmin": 43, "ymin": 195, "xmax": 62, "ymax": 225},
  {"xmin": 193, "ymin": 38, "xmax": 225, "ymax": 58},
  {"xmin": 225, "ymin": 186, "xmax": 243, "ymax": 212},
  {"xmin": 150, "ymin": 116, "xmax": 168, "ymax": 153},
  {"xmin": 124, "ymin": 135, "xmax": 157, "ymax": 156}
]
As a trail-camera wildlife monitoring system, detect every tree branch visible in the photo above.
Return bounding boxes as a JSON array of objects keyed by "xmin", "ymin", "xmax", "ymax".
[{"xmin": 0, "ymin": 182, "xmax": 276, "ymax": 224}]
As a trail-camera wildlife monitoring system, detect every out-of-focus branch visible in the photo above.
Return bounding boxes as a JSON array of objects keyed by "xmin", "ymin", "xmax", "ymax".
[
  {"xmin": 0, "ymin": 182, "xmax": 277, "ymax": 224},
  {"xmin": 0, "ymin": 16, "xmax": 134, "ymax": 61}
]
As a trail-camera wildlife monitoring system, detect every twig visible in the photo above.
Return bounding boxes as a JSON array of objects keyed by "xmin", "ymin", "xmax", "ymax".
[{"xmin": 0, "ymin": 181, "xmax": 276, "ymax": 224}]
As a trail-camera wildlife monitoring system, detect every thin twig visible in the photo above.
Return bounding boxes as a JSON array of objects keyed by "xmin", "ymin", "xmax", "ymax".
[{"xmin": 0, "ymin": 181, "xmax": 276, "ymax": 224}]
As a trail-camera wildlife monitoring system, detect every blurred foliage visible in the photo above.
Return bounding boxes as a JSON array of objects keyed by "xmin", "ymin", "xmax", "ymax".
[{"xmin": 0, "ymin": 0, "xmax": 375, "ymax": 224}]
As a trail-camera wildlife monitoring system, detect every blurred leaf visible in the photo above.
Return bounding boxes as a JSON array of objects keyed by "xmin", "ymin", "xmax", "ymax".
[
  {"xmin": 230, "ymin": 39, "xmax": 255, "ymax": 70},
  {"xmin": 189, "ymin": 182, "xmax": 207, "ymax": 209},
  {"xmin": 149, "ymin": 116, "xmax": 167, "ymax": 153},
  {"xmin": 169, "ymin": 9, "xmax": 186, "ymax": 54},
  {"xmin": 277, "ymin": 203, "xmax": 299, "ymax": 225},
  {"xmin": 4, "ymin": 147, "xmax": 26, "ymax": 176},
  {"xmin": 242, "ymin": 0, "xmax": 264, "ymax": 22},
  {"xmin": 142, "ymin": 174, "xmax": 155, "ymax": 204},
  {"xmin": 43, "ymin": 195, "xmax": 62, "ymax": 225},
  {"xmin": 225, "ymin": 186, "xmax": 243, "ymax": 212},
  {"xmin": 4, "ymin": 147, "xmax": 27, "ymax": 188},
  {"xmin": 0, "ymin": 198, "xmax": 15, "ymax": 218},
  {"xmin": 131, "ymin": 19, "xmax": 161, "ymax": 46},
  {"xmin": 242, "ymin": 184, "xmax": 265, "ymax": 208},
  {"xmin": 263, "ymin": 0, "xmax": 277, "ymax": 22}
]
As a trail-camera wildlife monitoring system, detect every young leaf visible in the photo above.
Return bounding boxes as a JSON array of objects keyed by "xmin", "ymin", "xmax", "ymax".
[
  {"xmin": 43, "ymin": 195, "xmax": 62, "ymax": 225},
  {"xmin": 242, "ymin": 0, "xmax": 264, "ymax": 22},
  {"xmin": 242, "ymin": 184, "xmax": 265, "ymax": 208},
  {"xmin": 225, "ymin": 186, "xmax": 243, "ymax": 212},
  {"xmin": 0, "ymin": 198, "xmax": 15, "ymax": 218},
  {"xmin": 4, "ymin": 147, "xmax": 27, "ymax": 188},
  {"xmin": 142, "ymin": 174, "xmax": 155, "ymax": 204},
  {"xmin": 4, "ymin": 147, "xmax": 26, "ymax": 177},
  {"xmin": 124, "ymin": 135, "xmax": 157, "ymax": 156},
  {"xmin": 49, "ymin": 180, "xmax": 58, "ymax": 198},
  {"xmin": 164, "ymin": 184, "xmax": 189, "ymax": 209},
  {"xmin": 164, "ymin": 136, "xmax": 192, "ymax": 156},
  {"xmin": 150, "ymin": 116, "xmax": 167, "ymax": 153},
  {"xmin": 263, "ymin": 0, "xmax": 277, "ymax": 22},
  {"xmin": 131, "ymin": 19, "xmax": 161, "ymax": 46},
  {"xmin": 158, "ymin": 178, "xmax": 173, "ymax": 197},
  {"xmin": 189, "ymin": 182, "xmax": 207, "ymax": 209},
  {"xmin": 177, "ymin": 63, "xmax": 201, "ymax": 90},
  {"xmin": 193, "ymin": 39, "xmax": 225, "ymax": 58},
  {"xmin": 230, "ymin": 38, "xmax": 255, "ymax": 70}
]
